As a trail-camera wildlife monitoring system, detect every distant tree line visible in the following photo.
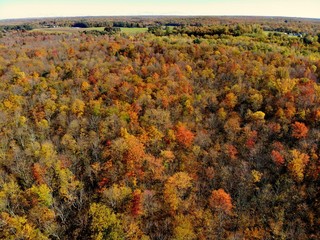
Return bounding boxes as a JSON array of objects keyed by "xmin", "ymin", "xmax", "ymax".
[
  {"xmin": 83, "ymin": 26, "xmax": 121, "ymax": 36},
  {"xmin": 148, "ymin": 24, "xmax": 264, "ymax": 37},
  {"xmin": 112, "ymin": 21, "xmax": 145, "ymax": 28},
  {"xmin": 0, "ymin": 24, "xmax": 34, "ymax": 31},
  {"xmin": 72, "ymin": 22, "xmax": 90, "ymax": 28}
]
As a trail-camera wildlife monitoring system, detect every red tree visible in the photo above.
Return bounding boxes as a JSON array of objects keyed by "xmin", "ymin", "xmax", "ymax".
[
  {"xmin": 175, "ymin": 124, "xmax": 194, "ymax": 148},
  {"xmin": 292, "ymin": 121, "xmax": 308, "ymax": 139},
  {"xmin": 209, "ymin": 189, "xmax": 233, "ymax": 215}
]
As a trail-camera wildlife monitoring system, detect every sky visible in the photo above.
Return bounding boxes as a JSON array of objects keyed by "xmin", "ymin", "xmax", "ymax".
[{"xmin": 0, "ymin": 0, "xmax": 319, "ymax": 20}]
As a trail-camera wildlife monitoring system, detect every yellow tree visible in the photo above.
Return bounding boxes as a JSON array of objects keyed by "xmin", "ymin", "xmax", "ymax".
[
  {"xmin": 89, "ymin": 203, "xmax": 124, "ymax": 240},
  {"xmin": 288, "ymin": 149, "xmax": 309, "ymax": 182},
  {"xmin": 173, "ymin": 214, "xmax": 196, "ymax": 240},
  {"xmin": 164, "ymin": 172, "xmax": 192, "ymax": 212},
  {"xmin": 71, "ymin": 98, "xmax": 85, "ymax": 117}
]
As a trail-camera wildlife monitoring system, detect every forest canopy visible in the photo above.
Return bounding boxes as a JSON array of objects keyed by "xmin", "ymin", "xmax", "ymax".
[{"xmin": 0, "ymin": 16, "xmax": 320, "ymax": 239}]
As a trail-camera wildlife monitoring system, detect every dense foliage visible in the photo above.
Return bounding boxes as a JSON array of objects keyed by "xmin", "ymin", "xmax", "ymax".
[{"xmin": 0, "ymin": 17, "xmax": 320, "ymax": 239}]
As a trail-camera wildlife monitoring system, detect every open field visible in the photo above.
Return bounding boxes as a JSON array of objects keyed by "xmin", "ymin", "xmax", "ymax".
[{"xmin": 121, "ymin": 27, "xmax": 148, "ymax": 34}]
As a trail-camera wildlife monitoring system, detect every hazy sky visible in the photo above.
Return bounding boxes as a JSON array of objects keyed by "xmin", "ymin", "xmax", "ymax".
[{"xmin": 0, "ymin": 0, "xmax": 319, "ymax": 20}]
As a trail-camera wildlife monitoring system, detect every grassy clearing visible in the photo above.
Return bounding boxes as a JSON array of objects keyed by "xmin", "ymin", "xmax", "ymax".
[
  {"xmin": 83, "ymin": 27, "xmax": 105, "ymax": 31},
  {"xmin": 120, "ymin": 27, "xmax": 148, "ymax": 34}
]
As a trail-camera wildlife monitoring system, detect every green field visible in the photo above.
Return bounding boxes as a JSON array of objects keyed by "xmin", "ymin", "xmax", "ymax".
[
  {"xmin": 121, "ymin": 27, "xmax": 148, "ymax": 34},
  {"xmin": 83, "ymin": 27, "xmax": 105, "ymax": 31}
]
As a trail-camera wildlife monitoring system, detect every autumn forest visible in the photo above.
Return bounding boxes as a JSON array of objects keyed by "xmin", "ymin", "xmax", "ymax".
[{"xmin": 0, "ymin": 16, "xmax": 320, "ymax": 239}]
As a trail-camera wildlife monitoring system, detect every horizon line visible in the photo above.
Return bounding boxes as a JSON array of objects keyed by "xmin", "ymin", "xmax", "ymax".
[{"xmin": 1, "ymin": 14, "xmax": 319, "ymax": 22}]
